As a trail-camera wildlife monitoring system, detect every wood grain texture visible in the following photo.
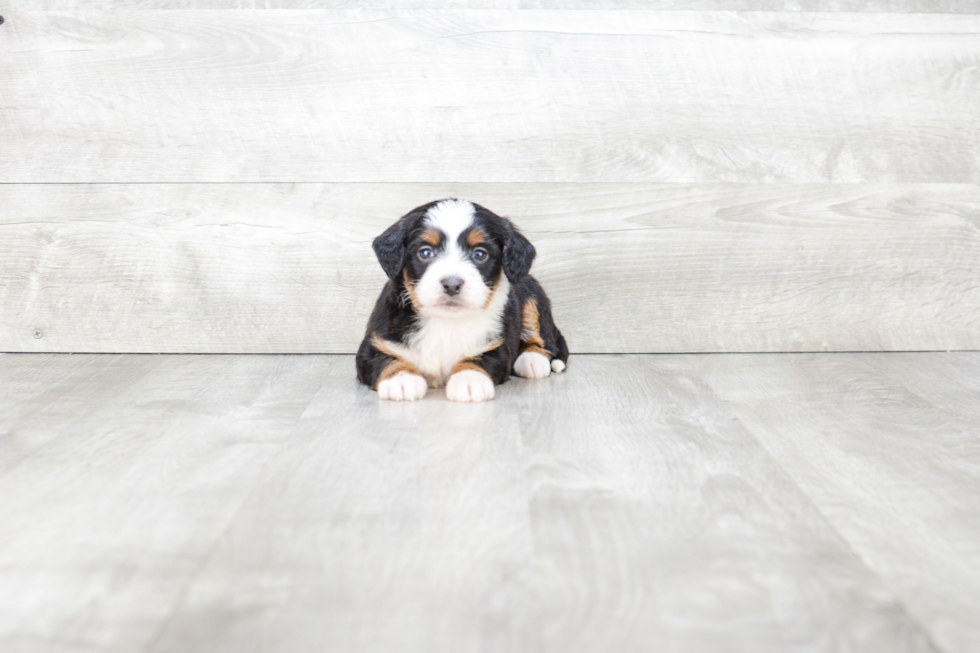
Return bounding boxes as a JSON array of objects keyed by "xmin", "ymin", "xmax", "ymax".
[
  {"xmin": 494, "ymin": 354, "xmax": 934, "ymax": 652},
  {"xmin": 1, "ymin": 9, "xmax": 978, "ymax": 183},
  {"xmin": 0, "ymin": 353, "xmax": 950, "ymax": 652},
  {"xmin": 10, "ymin": 1, "xmax": 980, "ymax": 13},
  {"xmin": 0, "ymin": 353, "xmax": 334, "ymax": 653},
  {"xmin": 2, "ymin": 183, "xmax": 978, "ymax": 354},
  {"xmin": 693, "ymin": 352, "xmax": 980, "ymax": 653},
  {"xmin": 0, "ymin": 354, "xmax": 168, "ymax": 475}
]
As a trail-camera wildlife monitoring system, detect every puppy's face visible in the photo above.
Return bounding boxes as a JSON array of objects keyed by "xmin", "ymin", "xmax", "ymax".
[
  {"xmin": 405, "ymin": 199, "xmax": 502, "ymax": 316},
  {"xmin": 373, "ymin": 199, "xmax": 536, "ymax": 318}
]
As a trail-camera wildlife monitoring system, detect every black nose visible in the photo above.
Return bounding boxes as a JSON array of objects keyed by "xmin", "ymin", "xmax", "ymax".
[{"xmin": 441, "ymin": 277, "xmax": 464, "ymax": 296}]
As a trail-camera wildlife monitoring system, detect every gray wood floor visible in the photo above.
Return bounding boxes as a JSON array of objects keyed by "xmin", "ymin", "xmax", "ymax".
[{"xmin": 1, "ymin": 353, "xmax": 978, "ymax": 652}]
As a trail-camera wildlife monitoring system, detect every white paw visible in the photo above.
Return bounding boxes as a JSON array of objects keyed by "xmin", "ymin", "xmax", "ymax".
[
  {"xmin": 551, "ymin": 359, "xmax": 566, "ymax": 373},
  {"xmin": 446, "ymin": 369, "xmax": 495, "ymax": 403},
  {"xmin": 377, "ymin": 371, "xmax": 428, "ymax": 401},
  {"xmin": 513, "ymin": 351, "xmax": 551, "ymax": 379}
]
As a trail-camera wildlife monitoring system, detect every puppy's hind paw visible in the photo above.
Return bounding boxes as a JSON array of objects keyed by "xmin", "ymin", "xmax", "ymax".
[
  {"xmin": 377, "ymin": 371, "xmax": 428, "ymax": 401},
  {"xmin": 513, "ymin": 351, "xmax": 551, "ymax": 379},
  {"xmin": 551, "ymin": 359, "xmax": 566, "ymax": 374},
  {"xmin": 446, "ymin": 369, "xmax": 495, "ymax": 403}
]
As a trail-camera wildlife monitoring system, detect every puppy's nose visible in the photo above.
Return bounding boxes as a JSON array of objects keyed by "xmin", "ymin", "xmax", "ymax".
[{"xmin": 441, "ymin": 277, "xmax": 464, "ymax": 296}]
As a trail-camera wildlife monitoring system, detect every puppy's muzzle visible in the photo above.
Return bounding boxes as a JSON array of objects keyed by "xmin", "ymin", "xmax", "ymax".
[{"xmin": 441, "ymin": 277, "xmax": 464, "ymax": 297}]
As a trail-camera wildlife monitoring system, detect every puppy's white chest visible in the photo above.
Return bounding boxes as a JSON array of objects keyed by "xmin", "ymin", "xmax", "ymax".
[{"xmin": 407, "ymin": 315, "xmax": 500, "ymax": 386}]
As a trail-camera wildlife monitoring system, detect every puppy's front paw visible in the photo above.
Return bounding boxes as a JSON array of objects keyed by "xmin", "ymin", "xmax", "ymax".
[
  {"xmin": 377, "ymin": 371, "xmax": 428, "ymax": 401},
  {"xmin": 514, "ymin": 351, "xmax": 551, "ymax": 379},
  {"xmin": 446, "ymin": 369, "xmax": 495, "ymax": 403}
]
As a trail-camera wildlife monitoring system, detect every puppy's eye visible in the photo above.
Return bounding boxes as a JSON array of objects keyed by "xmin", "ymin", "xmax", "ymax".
[
  {"xmin": 472, "ymin": 247, "xmax": 488, "ymax": 262},
  {"xmin": 418, "ymin": 247, "xmax": 435, "ymax": 261}
]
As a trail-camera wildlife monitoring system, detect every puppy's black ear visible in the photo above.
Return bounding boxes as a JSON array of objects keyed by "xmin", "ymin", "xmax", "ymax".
[
  {"xmin": 373, "ymin": 204, "xmax": 436, "ymax": 278},
  {"xmin": 372, "ymin": 220, "xmax": 407, "ymax": 279},
  {"xmin": 503, "ymin": 225, "xmax": 536, "ymax": 283}
]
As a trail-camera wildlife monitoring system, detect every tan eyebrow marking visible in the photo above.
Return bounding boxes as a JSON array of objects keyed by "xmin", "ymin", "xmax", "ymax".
[
  {"xmin": 421, "ymin": 229, "xmax": 440, "ymax": 246},
  {"xmin": 467, "ymin": 228, "xmax": 487, "ymax": 247}
]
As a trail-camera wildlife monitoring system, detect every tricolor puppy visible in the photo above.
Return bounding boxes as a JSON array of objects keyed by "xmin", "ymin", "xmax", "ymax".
[{"xmin": 356, "ymin": 199, "xmax": 568, "ymax": 402}]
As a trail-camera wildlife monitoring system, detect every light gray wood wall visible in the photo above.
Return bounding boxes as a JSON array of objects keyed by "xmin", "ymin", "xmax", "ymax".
[
  {"xmin": 3, "ymin": 183, "xmax": 979, "ymax": 353},
  {"xmin": 2, "ymin": 9, "xmax": 979, "ymax": 183},
  {"xmin": 12, "ymin": 1, "xmax": 980, "ymax": 11},
  {"xmin": 1, "ymin": 4, "xmax": 978, "ymax": 353}
]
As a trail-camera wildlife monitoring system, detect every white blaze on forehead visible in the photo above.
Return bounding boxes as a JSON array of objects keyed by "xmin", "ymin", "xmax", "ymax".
[
  {"xmin": 424, "ymin": 199, "xmax": 475, "ymax": 242},
  {"xmin": 413, "ymin": 198, "xmax": 489, "ymax": 315}
]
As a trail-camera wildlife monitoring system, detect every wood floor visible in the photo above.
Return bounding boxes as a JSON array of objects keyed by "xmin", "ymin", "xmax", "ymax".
[{"xmin": 1, "ymin": 352, "xmax": 978, "ymax": 652}]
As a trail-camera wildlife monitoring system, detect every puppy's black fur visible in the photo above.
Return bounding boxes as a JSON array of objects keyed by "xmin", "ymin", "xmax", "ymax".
[{"xmin": 356, "ymin": 200, "xmax": 568, "ymax": 392}]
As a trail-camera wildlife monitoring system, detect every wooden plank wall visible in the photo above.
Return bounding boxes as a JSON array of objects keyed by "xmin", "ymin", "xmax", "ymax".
[{"xmin": 1, "ymin": 3, "xmax": 978, "ymax": 353}]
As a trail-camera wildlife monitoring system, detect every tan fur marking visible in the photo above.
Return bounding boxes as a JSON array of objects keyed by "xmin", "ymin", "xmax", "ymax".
[
  {"xmin": 520, "ymin": 345, "xmax": 550, "ymax": 359},
  {"xmin": 371, "ymin": 333, "xmax": 422, "ymax": 389},
  {"xmin": 521, "ymin": 298, "xmax": 546, "ymax": 349},
  {"xmin": 421, "ymin": 229, "xmax": 440, "ymax": 246},
  {"xmin": 482, "ymin": 277, "xmax": 502, "ymax": 310},
  {"xmin": 483, "ymin": 339, "xmax": 504, "ymax": 353},
  {"xmin": 467, "ymin": 228, "xmax": 487, "ymax": 247},
  {"xmin": 371, "ymin": 333, "xmax": 402, "ymax": 359},
  {"xmin": 451, "ymin": 338, "xmax": 502, "ymax": 377},
  {"xmin": 377, "ymin": 359, "xmax": 420, "ymax": 387},
  {"xmin": 452, "ymin": 358, "xmax": 492, "ymax": 378},
  {"xmin": 402, "ymin": 269, "xmax": 421, "ymax": 308}
]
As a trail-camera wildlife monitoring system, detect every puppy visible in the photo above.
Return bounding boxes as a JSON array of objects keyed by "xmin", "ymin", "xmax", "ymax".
[{"xmin": 356, "ymin": 199, "xmax": 568, "ymax": 402}]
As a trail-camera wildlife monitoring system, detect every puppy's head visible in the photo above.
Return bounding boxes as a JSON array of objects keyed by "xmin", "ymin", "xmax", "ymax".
[{"xmin": 373, "ymin": 199, "xmax": 535, "ymax": 317}]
